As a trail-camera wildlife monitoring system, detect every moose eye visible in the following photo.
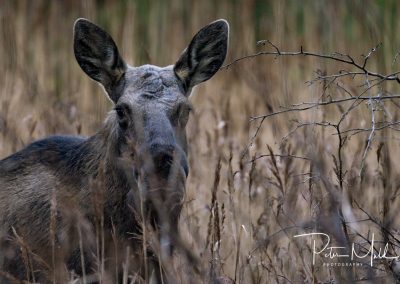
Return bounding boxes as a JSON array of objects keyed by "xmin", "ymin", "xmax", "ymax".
[
  {"xmin": 115, "ymin": 107, "xmax": 125, "ymax": 119},
  {"xmin": 115, "ymin": 106, "xmax": 129, "ymax": 129}
]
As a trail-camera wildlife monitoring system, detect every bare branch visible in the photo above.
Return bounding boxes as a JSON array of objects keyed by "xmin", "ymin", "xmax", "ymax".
[
  {"xmin": 249, "ymin": 154, "xmax": 311, "ymax": 163},
  {"xmin": 221, "ymin": 42, "xmax": 400, "ymax": 84},
  {"xmin": 249, "ymin": 95, "xmax": 400, "ymax": 121},
  {"xmin": 360, "ymin": 75, "xmax": 377, "ymax": 176},
  {"xmin": 338, "ymin": 121, "xmax": 400, "ymax": 136}
]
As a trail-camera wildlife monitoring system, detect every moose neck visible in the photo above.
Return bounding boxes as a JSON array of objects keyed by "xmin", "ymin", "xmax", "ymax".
[{"xmin": 80, "ymin": 114, "xmax": 137, "ymax": 226}]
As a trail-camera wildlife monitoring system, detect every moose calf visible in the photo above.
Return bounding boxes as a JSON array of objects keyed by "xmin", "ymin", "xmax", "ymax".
[{"xmin": 0, "ymin": 18, "xmax": 228, "ymax": 283}]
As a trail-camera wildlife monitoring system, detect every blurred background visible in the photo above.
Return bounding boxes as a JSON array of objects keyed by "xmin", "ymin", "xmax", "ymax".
[{"xmin": 1, "ymin": 0, "xmax": 400, "ymax": 282}]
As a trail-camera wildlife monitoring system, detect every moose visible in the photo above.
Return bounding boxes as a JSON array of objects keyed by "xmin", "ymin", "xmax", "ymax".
[{"xmin": 0, "ymin": 18, "xmax": 228, "ymax": 283}]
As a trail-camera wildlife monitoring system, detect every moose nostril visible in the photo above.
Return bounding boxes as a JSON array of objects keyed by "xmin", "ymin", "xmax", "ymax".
[
  {"xmin": 153, "ymin": 151, "xmax": 174, "ymax": 178},
  {"xmin": 155, "ymin": 152, "xmax": 174, "ymax": 166}
]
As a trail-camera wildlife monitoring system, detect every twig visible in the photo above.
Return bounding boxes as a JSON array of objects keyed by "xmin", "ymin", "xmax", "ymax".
[
  {"xmin": 360, "ymin": 75, "xmax": 377, "ymax": 176},
  {"xmin": 249, "ymin": 154, "xmax": 311, "ymax": 163},
  {"xmin": 250, "ymin": 95, "xmax": 400, "ymax": 121},
  {"xmin": 354, "ymin": 201, "xmax": 400, "ymax": 246},
  {"xmin": 222, "ymin": 41, "xmax": 400, "ymax": 84},
  {"xmin": 338, "ymin": 121, "xmax": 400, "ymax": 135}
]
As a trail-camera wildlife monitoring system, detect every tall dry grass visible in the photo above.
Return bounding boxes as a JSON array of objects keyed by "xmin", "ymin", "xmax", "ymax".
[{"xmin": 1, "ymin": 0, "xmax": 400, "ymax": 283}]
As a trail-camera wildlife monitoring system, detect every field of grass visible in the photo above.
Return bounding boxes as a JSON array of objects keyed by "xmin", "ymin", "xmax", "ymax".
[{"xmin": 1, "ymin": 0, "xmax": 400, "ymax": 283}]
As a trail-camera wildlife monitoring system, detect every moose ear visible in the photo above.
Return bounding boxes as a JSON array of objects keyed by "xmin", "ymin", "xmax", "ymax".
[
  {"xmin": 73, "ymin": 18, "xmax": 126, "ymax": 102},
  {"xmin": 174, "ymin": 19, "xmax": 229, "ymax": 93}
]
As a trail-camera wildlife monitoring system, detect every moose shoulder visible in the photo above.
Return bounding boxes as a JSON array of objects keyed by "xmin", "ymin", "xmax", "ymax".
[{"xmin": 0, "ymin": 18, "xmax": 228, "ymax": 283}]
